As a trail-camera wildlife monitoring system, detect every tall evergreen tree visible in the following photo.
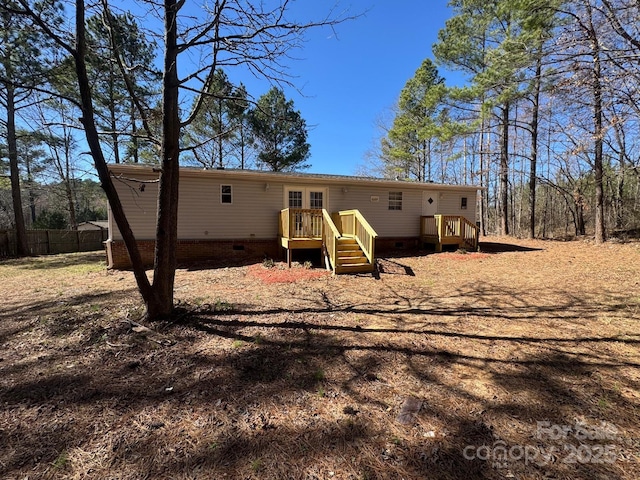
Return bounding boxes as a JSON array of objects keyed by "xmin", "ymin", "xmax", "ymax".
[
  {"xmin": 86, "ymin": 12, "xmax": 159, "ymax": 164},
  {"xmin": 248, "ymin": 87, "xmax": 310, "ymax": 172},
  {"xmin": 0, "ymin": 1, "xmax": 60, "ymax": 255},
  {"xmin": 184, "ymin": 69, "xmax": 246, "ymax": 168},
  {"xmin": 383, "ymin": 59, "xmax": 446, "ymax": 182},
  {"xmin": 228, "ymin": 83, "xmax": 252, "ymax": 169},
  {"xmin": 7, "ymin": 0, "xmax": 348, "ymax": 319},
  {"xmin": 434, "ymin": 0, "xmax": 559, "ymax": 235}
]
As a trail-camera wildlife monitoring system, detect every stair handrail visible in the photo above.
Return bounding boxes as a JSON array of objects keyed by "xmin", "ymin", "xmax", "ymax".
[
  {"xmin": 337, "ymin": 209, "xmax": 377, "ymax": 265},
  {"xmin": 460, "ymin": 216, "xmax": 479, "ymax": 250},
  {"xmin": 322, "ymin": 209, "xmax": 341, "ymax": 271}
]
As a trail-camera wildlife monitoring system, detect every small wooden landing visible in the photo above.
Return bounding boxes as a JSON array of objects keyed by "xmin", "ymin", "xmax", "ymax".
[{"xmin": 280, "ymin": 237, "xmax": 323, "ymax": 268}]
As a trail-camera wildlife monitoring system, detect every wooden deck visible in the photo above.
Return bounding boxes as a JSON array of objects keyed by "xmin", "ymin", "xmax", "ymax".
[
  {"xmin": 279, "ymin": 211, "xmax": 480, "ymax": 273},
  {"xmin": 278, "ymin": 208, "xmax": 377, "ymax": 274},
  {"xmin": 420, "ymin": 215, "xmax": 479, "ymax": 252}
]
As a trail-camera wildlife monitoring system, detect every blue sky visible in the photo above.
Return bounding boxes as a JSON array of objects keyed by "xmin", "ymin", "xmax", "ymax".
[{"xmin": 226, "ymin": 1, "xmax": 458, "ymax": 176}]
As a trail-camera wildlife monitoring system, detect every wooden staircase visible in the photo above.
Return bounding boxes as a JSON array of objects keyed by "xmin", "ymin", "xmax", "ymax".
[
  {"xmin": 281, "ymin": 208, "xmax": 377, "ymax": 275},
  {"xmin": 334, "ymin": 236, "xmax": 374, "ymax": 274}
]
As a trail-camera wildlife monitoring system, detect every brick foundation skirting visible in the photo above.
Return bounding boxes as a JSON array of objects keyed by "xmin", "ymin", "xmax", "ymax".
[
  {"xmin": 375, "ymin": 237, "xmax": 420, "ymax": 252},
  {"xmin": 105, "ymin": 236, "xmax": 424, "ymax": 269},
  {"xmin": 105, "ymin": 238, "xmax": 281, "ymax": 269}
]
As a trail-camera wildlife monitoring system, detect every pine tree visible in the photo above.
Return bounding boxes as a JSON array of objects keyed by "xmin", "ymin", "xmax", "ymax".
[
  {"xmin": 383, "ymin": 59, "xmax": 446, "ymax": 182},
  {"xmin": 248, "ymin": 88, "xmax": 310, "ymax": 172}
]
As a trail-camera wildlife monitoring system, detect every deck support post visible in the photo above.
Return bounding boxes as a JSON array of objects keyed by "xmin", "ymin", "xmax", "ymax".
[{"xmin": 287, "ymin": 248, "xmax": 291, "ymax": 268}]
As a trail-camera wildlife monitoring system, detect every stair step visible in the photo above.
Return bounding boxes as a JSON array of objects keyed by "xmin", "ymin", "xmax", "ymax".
[
  {"xmin": 336, "ymin": 249, "xmax": 363, "ymax": 257},
  {"xmin": 337, "ymin": 238, "xmax": 358, "ymax": 245},
  {"xmin": 336, "ymin": 242, "xmax": 360, "ymax": 250},
  {"xmin": 338, "ymin": 256, "xmax": 368, "ymax": 264},
  {"xmin": 336, "ymin": 263, "xmax": 375, "ymax": 274}
]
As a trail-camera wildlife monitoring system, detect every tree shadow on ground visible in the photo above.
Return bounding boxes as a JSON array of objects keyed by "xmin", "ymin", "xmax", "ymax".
[
  {"xmin": 479, "ymin": 241, "xmax": 543, "ymax": 253},
  {"xmin": 0, "ymin": 251, "xmax": 106, "ymax": 270},
  {"xmin": 1, "ymin": 277, "xmax": 638, "ymax": 478}
]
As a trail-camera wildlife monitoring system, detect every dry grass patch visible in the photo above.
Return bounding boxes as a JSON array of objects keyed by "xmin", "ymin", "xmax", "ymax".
[{"xmin": 1, "ymin": 237, "xmax": 639, "ymax": 479}]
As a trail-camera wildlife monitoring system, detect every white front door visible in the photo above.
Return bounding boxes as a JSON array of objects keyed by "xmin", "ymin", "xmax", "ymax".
[{"xmin": 422, "ymin": 191, "xmax": 439, "ymax": 216}]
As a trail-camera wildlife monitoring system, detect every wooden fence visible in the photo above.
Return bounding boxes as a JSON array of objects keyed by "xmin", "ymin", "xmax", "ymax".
[{"xmin": 0, "ymin": 229, "xmax": 108, "ymax": 258}]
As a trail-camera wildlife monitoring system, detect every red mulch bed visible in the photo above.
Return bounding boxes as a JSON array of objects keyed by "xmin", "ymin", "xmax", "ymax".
[{"xmin": 246, "ymin": 263, "xmax": 330, "ymax": 283}]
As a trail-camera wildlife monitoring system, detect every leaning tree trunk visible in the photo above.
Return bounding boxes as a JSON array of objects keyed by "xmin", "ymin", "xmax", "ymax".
[{"xmin": 73, "ymin": 0, "xmax": 157, "ymax": 314}]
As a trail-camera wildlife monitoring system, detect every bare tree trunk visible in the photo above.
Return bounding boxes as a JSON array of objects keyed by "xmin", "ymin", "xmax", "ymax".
[
  {"xmin": 5, "ymin": 82, "xmax": 29, "ymax": 255},
  {"xmin": 239, "ymin": 120, "xmax": 246, "ymax": 169},
  {"xmin": 479, "ymin": 123, "xmax": 488, "ymax": 236},
  {"xmin": 130, "ymin": 98, "xmax": 139, "ymax": 163},
  {"xmin": 529, "ymin": 51, "xmax": 542, "ymax": 239},
  {"xmin": 65, "ymin": 181, "xmax": 78, "ymax": 230},
  {"xmin": 25, "ymin": 157, "xmax": 36, "ymax": 224},
  {"xmin": 64, "ymin": 132, "xmax": 78, "ymax": 230},
  {"xmin": 74, "ymin": 0, "xmax": 156, "ymax": 312},
  {"xmin": 108, "ymin": 68, "xmax": 121, "ymax": 164},
  {"xmin": 148, "ymin": 0, "xmax": 181, "ymax": 320},
  {"xmin": 588, "ymin": 6, "xmax": 606, "ymax": 243},
  {"xmin": 499, "ymin": 103, "xmax": 510, "ymax": 235}
]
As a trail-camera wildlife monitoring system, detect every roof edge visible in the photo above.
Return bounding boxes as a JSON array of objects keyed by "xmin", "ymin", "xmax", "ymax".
[{"xmin": 107, "ymin": 164, "xmax": 483, "ymax": 191}]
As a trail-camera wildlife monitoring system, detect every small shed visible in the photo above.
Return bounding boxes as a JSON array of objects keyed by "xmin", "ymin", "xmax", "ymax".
[{"xmin": 77, "ymin": 220, "xmax": 109, "ymax": 231}]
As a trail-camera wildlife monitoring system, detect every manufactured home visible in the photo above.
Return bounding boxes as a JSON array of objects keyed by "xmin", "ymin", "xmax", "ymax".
[{"xmin": 105, "ymin": 164, "xmax": 481, "ymax": 273}]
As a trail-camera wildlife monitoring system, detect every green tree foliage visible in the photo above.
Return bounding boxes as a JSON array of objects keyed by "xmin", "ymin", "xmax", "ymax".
[
  {"xmin": 0, "ymin": 0, "xmax": 62, "ymax": 254},
  {"xmin": 33, "ymin": 209, "xmax": 67, "ymax": 229},
  {"xmin": 228, "ymin": 83, "xmax": 253, "ymax": 169},
  {"xmin": 248, "ymin": 87, "xmax": 310, "ymax": 172},
  {"xmin": 382, "ymin": 59, "xmax": 447, "ymax": 182},
  {"xmin": 86, "ymin": 12, "xmax": 160, "ymax": 164},
  {"xmin": 184, "ymin": 69, "xmax": 249, "ymax": 168},
  {"xmin": 434, "ymin": 0, "xmax": 563, "ymax": 235},
  {"xmin": 6, "ymin": 0, "xmax": 348, "ymax": 320}
]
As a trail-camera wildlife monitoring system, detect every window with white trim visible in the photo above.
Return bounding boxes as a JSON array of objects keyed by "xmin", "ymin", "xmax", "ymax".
[
  {"xmin": 309, "ymin": 191, "xmax": 323, "ymax": 209},
  {"xmin": 461, "ymin": 197, "xmax": 468, "ymax": 210},
  {"xmin": 221, "ymin": 185, "xmax": 232, "ymax": 204},
  {"xmin": 389, "ymin": 191, "xmax": 403, "ymax": 210},
  {"xmin": 288, "ymin": 190, "xmax": 302, "ymax": 208}
]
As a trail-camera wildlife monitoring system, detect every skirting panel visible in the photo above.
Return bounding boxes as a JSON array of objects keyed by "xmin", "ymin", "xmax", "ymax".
[{"xmin": 105, "ymin": 238, "xmax": 280, "ymax": 269}]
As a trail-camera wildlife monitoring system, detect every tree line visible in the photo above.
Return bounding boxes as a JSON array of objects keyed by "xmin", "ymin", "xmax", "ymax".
[
  {"xmin": 1, "ymin": 4, "xmax": 312, "ymax": 240},
  {"xmin": 370, "ymin": 0, "xmax": 640, "ymax": 242}
]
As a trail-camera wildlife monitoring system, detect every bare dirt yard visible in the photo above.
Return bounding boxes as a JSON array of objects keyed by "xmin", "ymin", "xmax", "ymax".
[{"xmin": 1, "ymin": 236, "xmax": 639, "ymax": 479}]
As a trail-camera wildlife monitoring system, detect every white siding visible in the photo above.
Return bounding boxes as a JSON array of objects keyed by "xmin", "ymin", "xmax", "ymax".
[
  {"xmin": 330, "ymin": 185, "xmax": 426, "ymax": 237},
  {"xmin": 110, "ymin": 172, "xmax": 159, "ymax": 240},
  {"xmin": 112, "ymin": 174, "xmax": 286, "ymax": 240},
  {"xmin": 439, "ymin": 191, "xmax": 477, "ymax": 224},
  {"xmin": 179, "ymin": 177, "xmax": 283, "ymax": 239},
  {"xmin": 108, "ymin": 166, "xmax": 480, "ymax": 241}
]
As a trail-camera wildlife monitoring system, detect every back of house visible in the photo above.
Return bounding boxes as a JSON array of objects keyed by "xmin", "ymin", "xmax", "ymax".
[{"xmin": 105, "ymin": 164, "xmax": 480, "ymax": 271}]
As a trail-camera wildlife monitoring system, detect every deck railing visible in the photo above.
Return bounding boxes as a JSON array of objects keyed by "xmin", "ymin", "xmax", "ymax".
[
  {"xmin": 420, "ymin": 215, "xmax": 438, "ymax": 238},
  {"xmin": 335, "ymin": 209, "xmax": 378, "ymax": 264},
  {"xmin": 460, "ymin": 216, "xmax": 480, "ymax": 250},
  {"xmin": 279, "ymin": 208, "xmax": 324, "ymax": 239},
  {"xmin": 322, "ymin": 209, "xmax": 341, "ymax": 270},
  {"xmin": 279, "ymin": 207, "xmax": 377, "ymax": 272},
  {"xmin": 421, "ymin": 215, "xmax": 478, "ymax": 250}
]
